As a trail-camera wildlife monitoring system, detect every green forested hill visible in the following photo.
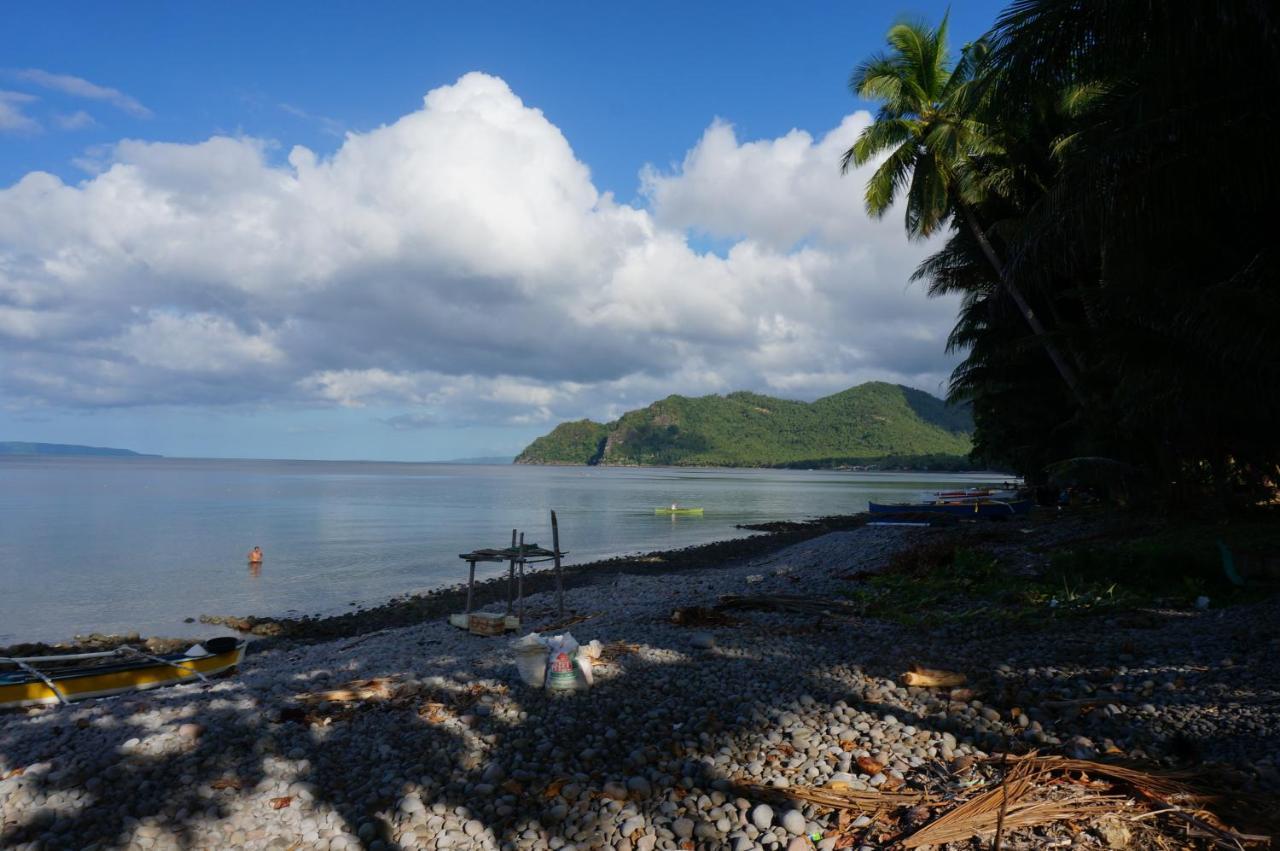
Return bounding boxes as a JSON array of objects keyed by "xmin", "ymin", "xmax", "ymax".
[
  {"xmin": 515, "ymin": 420, "xmax": 610, "ymax": 465},
  {"xmin": 515, "ymin": 382, "xmax": 973, "ymax": 468}
]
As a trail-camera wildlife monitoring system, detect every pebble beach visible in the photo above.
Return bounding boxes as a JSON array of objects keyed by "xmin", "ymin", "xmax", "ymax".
[{"xmin": 2, "ymin": 519, "xmax": 1277, "ymax": 850}]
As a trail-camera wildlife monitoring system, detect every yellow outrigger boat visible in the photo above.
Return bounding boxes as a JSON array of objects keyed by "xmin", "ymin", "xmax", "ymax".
[{"xmin": 0, "ymin": 636, "xmax": 246, "ymax": 709}]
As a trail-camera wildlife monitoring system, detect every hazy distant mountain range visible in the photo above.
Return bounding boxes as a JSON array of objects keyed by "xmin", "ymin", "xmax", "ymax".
[
  {"xmin": 0, "ymin": 442, "xmax": 158, "ymax": 458},
  {"xmin": 515, "ymin": 382, "xmax": 975, "ymax": 469}
]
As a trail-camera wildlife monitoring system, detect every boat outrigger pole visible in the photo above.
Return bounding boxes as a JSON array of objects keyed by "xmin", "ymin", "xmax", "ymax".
[{"xmin": 0, "ymin": 657, "xmax": 70, "ymax": 705}]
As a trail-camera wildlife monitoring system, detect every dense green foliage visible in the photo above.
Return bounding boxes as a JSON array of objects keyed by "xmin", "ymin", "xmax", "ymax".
[
  {"xmin": 514, "ymin": 420, "xmax": 610, "ymax": 466},
  {"xmin": 1049, "ymin": 516, "xmax": 1280, "ymax": 602},
  {"xmin": 514, "ymin": 382, "xmax": 974, "ymax": 467},
  {"xmin": 844, "ymin": 524, "xmax": 1280, "ymax": 629},
  {"xmin": 847, "ymin": 2, "xmax": 1280, "ymax": 510}
]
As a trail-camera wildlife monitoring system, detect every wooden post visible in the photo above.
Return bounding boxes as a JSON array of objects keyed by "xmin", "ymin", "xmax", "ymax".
[
  {"xmin": 506, "ymin": 528, "xmax": 517, "ymax": 614},
  {"xmin": 551, "ymin": 510, "xmax": 564, "ymax": 618},
  {"xmin": 465, "ymin": 559, "xmax": 476, "ymax": 615},
  {"xmin": 516, "ymin": 532, "xmax": 526, "ymax": 624}
]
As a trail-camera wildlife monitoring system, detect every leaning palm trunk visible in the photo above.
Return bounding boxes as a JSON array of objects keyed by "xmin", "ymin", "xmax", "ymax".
[{"xmin": 956, "ymin": 198, "xmax": 1086, "ymax": 408}]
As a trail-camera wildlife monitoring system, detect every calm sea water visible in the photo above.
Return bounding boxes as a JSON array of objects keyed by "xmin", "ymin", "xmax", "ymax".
[{"xmin": 0, "ymin": 457, "xmax": 1006, "ymax": 644}]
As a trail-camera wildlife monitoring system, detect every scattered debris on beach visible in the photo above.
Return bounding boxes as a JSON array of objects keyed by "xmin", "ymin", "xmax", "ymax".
[
  {"xmin": 743, "ymin": 753, "xmax": 1268, "ymax": 849},
  {"xmin": 3, "ymin": 517, "xmax": 1278, "ymax": 850}
]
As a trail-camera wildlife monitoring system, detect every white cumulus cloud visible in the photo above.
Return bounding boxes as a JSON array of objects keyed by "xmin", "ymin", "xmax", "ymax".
[{"xmin": 0, "ymin": 72, "xmax": 956, "ymax": 426}]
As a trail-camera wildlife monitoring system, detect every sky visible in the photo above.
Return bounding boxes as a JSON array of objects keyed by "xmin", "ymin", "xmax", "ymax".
[{"xmin": 0, "ymin": 1, "xmax": 1005, "ymax": 461}]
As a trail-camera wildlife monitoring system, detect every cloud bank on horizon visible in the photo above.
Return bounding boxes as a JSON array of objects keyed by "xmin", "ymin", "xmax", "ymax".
[{"xmin": 0, "ymin": 72, "xmax": 957, "ymax": 428}]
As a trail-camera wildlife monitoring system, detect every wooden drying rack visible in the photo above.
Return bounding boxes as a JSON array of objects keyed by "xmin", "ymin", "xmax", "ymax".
[{"xmin": 457, "ymin": 510, "xmax": 568, "ymax": 622}]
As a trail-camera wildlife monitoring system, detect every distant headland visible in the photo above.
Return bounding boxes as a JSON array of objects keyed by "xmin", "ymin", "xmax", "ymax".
[
  {"xmin": 515, "ymin": 381, "xmax": 979, "ymax": 470},
  {"xmin": 0, "ymin": 442, "xmax": 160, "ymax": 458}
]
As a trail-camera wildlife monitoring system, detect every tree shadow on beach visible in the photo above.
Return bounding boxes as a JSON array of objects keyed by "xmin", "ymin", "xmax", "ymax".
[
  {"xmin": 1, "ymin": 690, "xmax": 277, "ymax": 849},
  {"xmin": 3, "ymin": 596, "xmax": 1278, "ymax": 850}
]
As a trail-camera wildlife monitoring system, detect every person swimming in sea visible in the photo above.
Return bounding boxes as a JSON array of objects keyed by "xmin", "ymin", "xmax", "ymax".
[{"xmin": 248, "ymin": 546, "xmax": 263, "ymax": 564}]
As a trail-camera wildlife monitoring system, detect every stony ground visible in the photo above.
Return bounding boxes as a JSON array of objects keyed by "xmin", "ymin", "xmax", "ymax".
[{"xmin": 2, "ymin": 520, "xmax": 1277, "ymax": 850}]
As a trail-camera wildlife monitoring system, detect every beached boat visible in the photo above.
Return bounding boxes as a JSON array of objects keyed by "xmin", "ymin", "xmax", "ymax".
[
  {"xmin": 928, "ymin": 490, "xmax": 1019, "ymax": 504},
  {"xmin": 869, "ymin": 499, "xmax": 1032, "ymax": 518},
  {"xmin": 0, "ymin": 636, "xmax": 246, "ymax": 709},
  {"xmin": 655, "ymin": 507, "xmax": 704, "ymax": 515},
  {"xmin": 934, "ymin": 488, "xmax": 994, "ymax": 498}
]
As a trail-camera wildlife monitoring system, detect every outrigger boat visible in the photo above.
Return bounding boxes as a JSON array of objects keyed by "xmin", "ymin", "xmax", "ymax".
[
  {"xmin": 934, "ymin": 488, "xmax": 994, "ymax": 498},
  {"xmin": 0, "ymin": 636, "xmax": 246, "ymax": 709},
  {"xmin": 869, "ymin": 499, "xmax": 1032, "ymax": 518},
  {"xmin": 930, "ymin": 488, "xmax": 1019, "ymax": 502}
]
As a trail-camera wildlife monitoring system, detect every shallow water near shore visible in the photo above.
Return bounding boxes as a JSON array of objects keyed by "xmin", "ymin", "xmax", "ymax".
[{"xmin": 0, "ymin": 456, "xmax": 1005, "ymax": 643}]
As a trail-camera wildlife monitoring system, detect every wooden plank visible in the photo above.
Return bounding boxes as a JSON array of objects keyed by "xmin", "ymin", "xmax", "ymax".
[
  {"xmin": 465, "ymin": 559, "xmax": 476, "ymax": 615},
  {"xmin": 517, "ymin": 532, "xmax": 526, "ymax": 623},
  {"xmin": 506, "ymin": 529, "xmax": 517, "ymax": 614},
  {"xmin": 552, "ymin": 510, "xmax": 564, "ymax": 618}
]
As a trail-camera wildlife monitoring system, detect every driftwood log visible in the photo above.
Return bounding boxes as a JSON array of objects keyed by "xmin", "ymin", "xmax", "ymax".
[
  {"xmin": 715, "ymin": 594, "xmax": 863, "ymax": 621},
  {"xmin": 902, "ymin": 665, "xmax": 967, "ymax": 688}
]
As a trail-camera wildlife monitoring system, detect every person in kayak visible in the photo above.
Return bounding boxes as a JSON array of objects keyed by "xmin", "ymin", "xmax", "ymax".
[{"xmin": 670, "ymin": 502, "xmax": 678, "ymax": 511}]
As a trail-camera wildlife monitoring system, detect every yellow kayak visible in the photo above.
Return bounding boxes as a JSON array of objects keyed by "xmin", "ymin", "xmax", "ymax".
[
  {"xmin": 0, "ymin": 637, "xmax": 246, "ymax": 708},
  {"xmin": 655, "ymin": 507, "xmax": 704, "ymax": 515}
]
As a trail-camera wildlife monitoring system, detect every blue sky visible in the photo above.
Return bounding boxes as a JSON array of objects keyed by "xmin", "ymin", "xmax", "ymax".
[{"xmin": 0, "ymin": 2, "xmax": 1004, "ymax": 461}]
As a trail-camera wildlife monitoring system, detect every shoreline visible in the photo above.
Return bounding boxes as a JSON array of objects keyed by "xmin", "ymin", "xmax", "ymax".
[{"xmin": 0, "ymin": 514, "xmax": 869, "ymax": 658}]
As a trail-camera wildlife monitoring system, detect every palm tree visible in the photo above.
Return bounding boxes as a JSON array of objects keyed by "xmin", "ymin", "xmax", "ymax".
[
  {"xmin": 983, "ymin": 0, "xmax": 1280, "ymax": 506},
  {"xmin": 841, "ymin": 15, "xmax": 1085, "ymax": 406}
]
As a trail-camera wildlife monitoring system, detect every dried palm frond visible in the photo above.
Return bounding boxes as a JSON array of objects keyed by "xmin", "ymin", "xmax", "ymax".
[
  {"xmin": 991, "ymin": 754, "xmax": 1199, "ymax": 801},
  {"xmin": 737, "ymin": 780, "xmax": 926, "ymax": 814},
  {"xmin": 974, "ymin": 754, "xmax": 1268, "ymax": 850},
  {"xmin": 903, "ymin": 758, "xmax": 1127, "ymax": 847},
  {"xmin": 537, "ymin": 611, "xmax": 598, "ymax": 633},
  {"xmin": 737, "ymin": 752, "xmax": 1268, "ymax": 849},
  {"xmin": 599, "ymin": 641, "xmax": 640, "ymax": 662}
]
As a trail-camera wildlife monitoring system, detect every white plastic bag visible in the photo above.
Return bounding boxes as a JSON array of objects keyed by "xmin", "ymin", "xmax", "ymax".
[
  {"xmin": 545, "ymin": 632, "xmax": 582, "ymax": 690},
  {"xmin": 576, "ymin": 639, "xmax": 602, "ymax": 686},
  {"xmin": 512, "ymin": 633, "xmax": 548, "ymax": 687}
]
